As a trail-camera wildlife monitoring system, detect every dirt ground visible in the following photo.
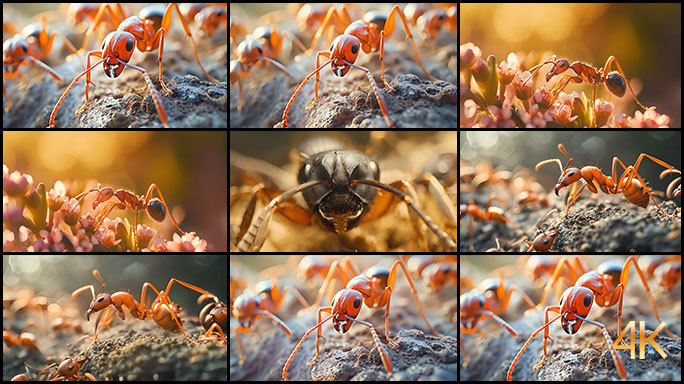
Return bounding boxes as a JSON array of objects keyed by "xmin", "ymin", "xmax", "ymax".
[
  {"xmin": 230, "ymin": 257, "xmax": 457, "ymax": 381},
  {"xmin": 3, "ymin": 9, "xmax": 227, "ymax": 128},
  {"xmin": 460, "ymin": 256, "xmax": 681, "ymax": 381},
  {"xmin": 230, "ymin": 24, "xmax": 456, "ymax": 128},
  {"xmin": 460, "ymin": 190, "xmax": 681, "ymax": 252},
  {"xmin": 3, "ymin": 315, "xmax": 227, "ymax": 381}
]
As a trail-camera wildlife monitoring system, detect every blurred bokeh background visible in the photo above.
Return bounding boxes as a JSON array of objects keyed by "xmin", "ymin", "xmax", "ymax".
[
  {"xmin": 460, "ymin": 131, "xmax": 682, "ymax": 194},
  {"xmin": 3, "ymin": 131, "xmax": 227, "ymax": 250},
  {"xmin": 3, "ymin": 254, "xmax": 227, "ymax": 313},
  {"xmin": 460, "ymin": 3, "xmax": 682, "ymax": 126}
]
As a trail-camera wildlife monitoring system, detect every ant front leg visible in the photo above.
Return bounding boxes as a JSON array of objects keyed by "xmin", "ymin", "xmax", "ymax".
[
  {"xmin": 282, "ymin": 311, "xmax": 335, "ymax": 381},
  {"xmin": 344, "ymin": 61, "xmax": 395, "ymax": 128},
  {"xmin": 305, "ymin": 51, "xmax": 332, "ymax": 111},
  {"xmin": 280, "ymin": 59, "xmax": 332, "ymax": 128},
  {"xmin": 48, "ymin": 54, "xmax": 105, "ymax": 128},
  {"xmin": 114, "ymin": 59, "xmax": 169, "ymax": 127},
  {"xmin": 574, "ymin": 315, "xmax": 627, "ymax": 379}
]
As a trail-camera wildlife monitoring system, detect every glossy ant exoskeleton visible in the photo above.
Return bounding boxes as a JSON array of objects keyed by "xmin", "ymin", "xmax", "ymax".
[
  {"xmin": 523, "ymin": 55, "xmax": 647, "ymax": 127},
  {"xmin": 536, "ymin": 143, "xmax": 680, "ymax": 218},
  {"xmin": 232, "ymin": 137, "xmax": 456, "ymax": 252},
  {"xmin": 507, "ymin": 256, "xmax": 677, "ymax": 381}
]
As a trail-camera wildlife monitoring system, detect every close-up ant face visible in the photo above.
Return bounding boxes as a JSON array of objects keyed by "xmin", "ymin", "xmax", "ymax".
[
  {"xmin": 330, "ymin": 289, "xmax": 363, "ymax": 334},
  {"xmin": 232, "ymin": 293, "xmax": 261, "ymax": 329},
  {"xmin": 87, "ymin": 293, "xmax": 112, "ymax": 320},
  {"xmin": 554, "ymin": 167, "xmax": 582, "ymax": 195},
  {"xmin": 559, "ymin": 286, "xmax": 593, "ymax": 334},
  {"xmin": 459, "ymin": 291, "xmax": 486, "ymax": 330},
  {"xmin": 330, "ymin": 35, "xmax": 360, "ymax": 77},
  {"xmin": 101, "ymin": 32, "xmax": 136, "ymax": 78}
]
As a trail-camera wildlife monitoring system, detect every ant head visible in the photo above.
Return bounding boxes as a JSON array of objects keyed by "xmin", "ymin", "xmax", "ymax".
[
  {"xmin": 459, "ymin": 291, "xmax": 485, "ymax": 329},
  {"xmin": 605, "ymin": 71, "xmax": 626, "ymax": 97},
  {"xmin": 559, "ymin": 286, "xmax": 593, "ymax": 334},
  {"xmin": 236, "ymin": 39, "xmax": 264, "ymax": 65},
  {"xmin": 3, "ymin": 36, "xmax": 28, "ymax": 71},
  {"xmin": 87, "ymin": 293, "xmax": 111, "ymax": 320},
  {"xmin": 231, "ymin": 293, "xmax": 260, "ymax": 329},
  {"xmin": 422, "ymin": 264, "xmax": 449, "ymax": 292},
  {"xmin": 554, "ymin": 167, "xmax": 582, "ymax": 195},
  {"xmin": 298, "ymin": 150, "xmax": 378, "ymax": 233},
  {"xmin": 146, "ymin": 198, "xmax": 166, "ymax": 222},
  {"xmin": 330, "ymin": 34, "xmax": 360, "ymax": 77},
  {"xmin": 532, "ymin": 230, "xmax": 559, "ymax": 252},
  {"xmin": 57, "ymin": 356, "xmax": 84, "ymax": 377},
  {"xmin": 102, "ymin": 31, "xmax": 136, "ymax": 78},
  {"xmin": 331, "ymin": 289, "xmax": 363, "ymax": 334},
  {"xmin": 545, "ymin": 59, "xmax": 570, "ymax": 81}
]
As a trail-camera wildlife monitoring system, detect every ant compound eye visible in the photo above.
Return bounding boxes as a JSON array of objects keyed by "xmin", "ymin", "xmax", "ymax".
[
  {"xmin": 257, "ymin": 45, "xmax": 262, "ymax": 54},
  {"xmin": 353, "ymin": 296, "xmax": 361, "ymax": 309},
  {"xmin": 330, "ymin": 43, "xmax": 334, "ymax": 52},
  {"xmin": 676, "ymin": 264, "xmax": 681, "ymax": 272},
  {"xmin": 567, "ymin": 171, "xmax": 575, "ymax": 176},
  {"xmin": 125, "ymin": 38, "xmax": 134, "ymax": 51},
  {"xmin": 351, "ymin": 42, "xmax": 358, "ymax": 55},
  {"xmin": 583, "ymin": 293, "xmax": 591, "ymax": 307},
  {"xmin": 97, "ymin": 297, "xmax": 104, "ymax": 302},
  {"xmin": 477, "ymin": 297, "xmax": 484, "ymax": 308},
  {"xmin": 20, "ymin": 41, "xmax": 28, "ymax": 52},
  {"xmin": 543, "ymin": 238, "xmax": 549, "ymax": 244}
]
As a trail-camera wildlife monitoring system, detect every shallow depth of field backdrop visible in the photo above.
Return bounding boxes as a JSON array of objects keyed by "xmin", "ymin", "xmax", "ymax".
[
  {"xmin": 460, "ymin": 3, "xmax": 682, "ymax": 126},
  {"xmin": 3, "ymin": 131, "xmax": 228, "ymax": 251}
]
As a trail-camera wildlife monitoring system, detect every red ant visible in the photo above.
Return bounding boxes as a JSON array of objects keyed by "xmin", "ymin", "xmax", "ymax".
[
  {"xmin": 230, "ymin": 38, "xmax": 297, "ymax": 110},
  {"xmin": 524, "ymin": 55, "xmax": 648, "ymax": 127},
  {"xmin": 653, "ymin": 261, "xmax": 681, "ymax": 292},
  {"xmin": 460, "ymin": 273, "xmax": 539, "ymax": 367},
  {"xmin": 48, "ymin": 3, "xmax": 220, "ymax": 128},
  {"xmin": 231, "ymin": 292, "xmax": 293, "ymax": 365},
  {"xmin": 489, "ymin": 208, "xmax": 561, "ymax": 252},
  {"xmin": 536, "ymin": 143, "xmax": 680, "ymax": 218},
  {"xmin": 73, "ymin": 269, "xmax": 218, "ymax": 344},
  {"xmin": 282, "ymin": 256, "xmax": 439, "ymax": 380},
  {"xmin": 460, "ymin": 193, "xmax": 509, "ymax": 250},
  {"xmin": 507, "ymin": 256, "xmax": 677, "ymax": 381},
  {"xmin": 280, "ymin": 5, "xmax": 441, "ymax": 128},
  {"xmin": 197, "ymin": 294, "xmax": 227, "ymax": 343},
  {"xmin": 3, "ymin": 322, "xmax": 42, "ymax": 354},
  {"xmin": 27, "ymin": 351, "xmax": 96, "ymax": 381},
  {"xmin": 3, "ymin": 17, "xmax": 80, "ymax": 111},
  {"xmin": 69, "ymin": 183, "xmax": 186, "ymax": 251}
]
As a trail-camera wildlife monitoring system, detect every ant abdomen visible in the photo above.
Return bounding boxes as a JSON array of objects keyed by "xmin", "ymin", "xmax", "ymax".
[
  {"xmin": 605, "ymin": 72, "xmax": 626, "ymax": 97},
  {"xmin": 146, "ymin": 199, "xmax": 166, "ymax": 222}
]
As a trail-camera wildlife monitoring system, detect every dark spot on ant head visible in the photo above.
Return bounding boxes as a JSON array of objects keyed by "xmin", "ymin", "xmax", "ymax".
[
  {"xmin": 330, "ymin": 43, "xmax": 334, "ymax": 52},
  {"xmin": 217, "ymin": 9, "xmax": 225, "ymax": 16},
  {"xmin": 97, "ymin": 297, "xmax": 104, "ymax": 302},
  {"xmin": 543, "ymin": 238, "xmax": 549, "ymax": 244},
  {"xmin": 567, "ymin": 170, "xmax": 575, "ymax": 176},
  {"xmin": 353, "ymin": 296, "xmax": 361, "ymax": 309},
  {"xmin": 20, "ymin": 41, "xmax": 28, "ymax": 52},
  {"xmin": 438, "ymin": 12, "xmax": 446, "ymax": 19},
  {"xmin": 102, "ymin": 41, "xmax": 106, "ymax": 50},
  {"xmin": 126, "ymin": 38, "xmax": 134, "ymax": 51},
  {"xmin": 676, "ymin": 264, "xmax": 681, "ymax": 272},
  {"xmin": 583, "ymin": 293, "xmax": 591, "ymax": 307},
  {"xmin": 257, "ymin": 45, "xmax": 262, "ymax": 54},
  {"xmin": 351, "ymin": 42, "xmax": 358, "ymax": 55},
  {"xmin": 477, "ymin": 297, "xmax": 484, "ymax": 308}
]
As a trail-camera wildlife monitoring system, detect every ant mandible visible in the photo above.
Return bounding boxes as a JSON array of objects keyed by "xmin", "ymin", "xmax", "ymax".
[
  {"xmin": 524, "ymin": 55, "xmax": 648, "ymax": 125},
  {"xmin": 536, "ymin": 143, "xmax": 680, "ymax": 218},
  {"xmin": 507, "ymin": 255, "xmax": 677, "ymax": 380},
  {"xmin": 282, "ymin": 256, "xmax": 440, "ymax": 380},
  {"xmin": 280, "ymin": 5, "xmax": 441, "ymax": 128}
]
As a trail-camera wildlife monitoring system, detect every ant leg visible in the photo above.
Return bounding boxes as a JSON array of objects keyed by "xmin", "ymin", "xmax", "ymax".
[
  {"xmin": 280, "ymin": 58, "xmax": 332, "ymax": 128},
  {"xmin": 48, "ymin": 55, "xmax": 104, "ymax": 127},
  {"xmin": 198, "ymin": 322, "xmax": 226, "ymax": 342},
  {"xmin": 574, "ymin": 315, "xmax": 627, "ymax": 379},
  {"xmin": 274, "ymin": 284, "xmax": 310, "ymax": 312},
  {"xmin": 345, "ymin": 61, "xmax": 395, "ymax": 128},
  {"xmin": 150, "ymin": 28, "xmax": 173, "ymax": 94},
  {"xmin": 384, "ymin": 5, "xmax": 439, "ymax": 82},
  {"xmin": 387, "ymin": 258, "xmax": 441, "ymax": 337},
  {"xmin": 305, "ymin": 51, "xmax": 332, "ymax": 110},
  {"xmin": 282, "ymin": 312, "xmax": 335, "ymax": 381},
  {"xmin": 254, "ymin": 309, "xmax": 292, "ymax": 337},
  {"xmin": 114, "ymin": 59, "xmax": 169, "ymax": 127},
  {"xmin": 306, "ymin": 7, "xmax": 349, "ymax": 55},
  {"xmin": 604, "ymin": 56, "xmax": 648, "ymax": 110},
  {"xmin": 19, "ymin": 56, "xmax": 62, "ymax": 82},
  {"xmin": 357, "ymin": 179, "xmax": 456, "ymax": 250},
  {"xmin": 460, "ymin": 337, "xmax": 470, "ymax": 367},
  {"xmin": 506, "ymin": 308, "xmax": 561, "ymax": 380},
  {"xmin": 564, "ymin": 182, "xmax": 589, "ymax": 215},
  {"xmin": 311, "ymin": 260, "xmax": 352, "ymax": 309},
  {"xmin": 161, "ymin": 3, "xmax": 219, "ymax": 83},
  {"xmin": 619, "ymin": 256, "xmax": 676, "ymax": 338},
  {"xmin": 236, "ymin": 180, "xmax": 325, "ymax": 251},
  {"xmin": 306, "ymin": 307, "xmax": 332, "ymax": 366},
  {"xmin": 614, "ymin": 155, "xmax": 676, "ymax": 218},
  {"xmin": 79, "ymin": 3, "xmax": 125, "ymax": 53},
  {"xmin": 230, "ymin": 326, "xmax": 248, "ymax": 364},
  {"xmin": 378, "ymin": 31, "xmax": 394, "ymax": 92},
  {"xmin": 145, "ymin": 183, "xmax": 186, "ymax": 234},
  {"xmin": 347, "ymin": 317, "xmax": 393, "ymax": 374},
  {"xmin": 537, "ymin": 256, "xmax": 582, "ymax": 310}
]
